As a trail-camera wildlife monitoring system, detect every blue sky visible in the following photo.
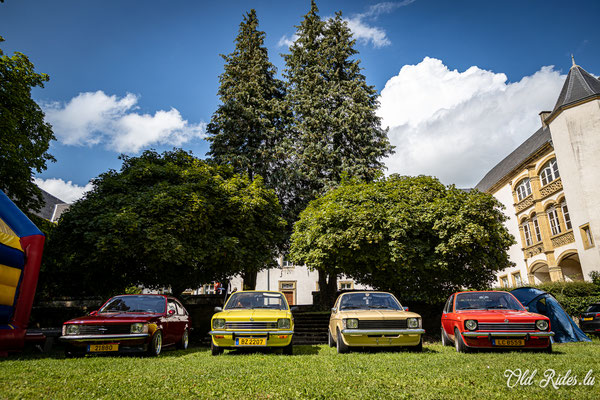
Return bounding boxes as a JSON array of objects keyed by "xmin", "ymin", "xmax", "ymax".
[{"xmin": 1, "ymin": 0, "xmax": 599, "ymax": 201}]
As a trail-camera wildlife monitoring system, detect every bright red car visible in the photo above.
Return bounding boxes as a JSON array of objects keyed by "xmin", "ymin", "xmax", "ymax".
[
  {"xmin": 59, "ymin": 294, "xmax": 191, "ymax": 357},
  {"xmin": 441, "ymin": 291, "xmax": 554, "ymax": 353}
]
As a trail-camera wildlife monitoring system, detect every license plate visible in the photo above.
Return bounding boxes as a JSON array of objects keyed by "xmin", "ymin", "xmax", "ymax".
[
  {"xmin": 494, "ymin": 339, "xmax": 525, "ymax": 347},
  {"xmin": 583, "ymin": 317, "xmax": 593, "ymax": 321},
  {"xmin": 88, "ymin": 343, "xmax": 119, "ymax": 352},
  {"xmin": 235, "ymin": 337, "xmax": 266, "ymax": 346}
]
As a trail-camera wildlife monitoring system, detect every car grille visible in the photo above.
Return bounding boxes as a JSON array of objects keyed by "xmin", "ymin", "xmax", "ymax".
[
  {"xmin": 78, "ymin": 325, "xmax": 132, "ymax": 335},
  {"xmin": 358, "ymin": 320, "xmax": 408, "ymax": 329},
  {"xmin": 225, "ymin": 321, "xmax": 278, "ymax": 330},
  {"xmin": 477, "ymin": 323, "xmax": 536, "ymax": 331}
]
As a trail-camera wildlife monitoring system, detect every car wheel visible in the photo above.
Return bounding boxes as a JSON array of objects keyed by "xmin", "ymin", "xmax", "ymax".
[
  {"xmin": 410, "ymin": 337, "xmax": 423, "ymax": 352},
  {"xmin": 64, "ymin": 346, "xmax": 83, "ymax": 358},
  {"xmin": 283, "ymin": 343, "xmax": 293, "ymax": 355},
  {"xmin": 328, "ymin": 329, "xmax": 335, "ymax": 348},
  {"xmin": 147, "ymin": 330, "xmax": 162, "ymax": 357},
  {"xmin": 454, "ymin": 328, "xmax": 469, "ymax": 353},
  {"xmin": 543, "ymin": 341, "xmax": 552, "ymax": 354},
  {"xmin": 211, "ymin": 340, "xmax": 224, "ymax": 356},
  {"xmin": 441, "ymin": 327, "xmax": 452, "ymax": 346},
  {"xmin": 336, "ymin": 329, "xmax": 349, "ymax": 354},
  {"xmin": 177, "ymin": 329, "xmax": 189, "ymax": 350}
]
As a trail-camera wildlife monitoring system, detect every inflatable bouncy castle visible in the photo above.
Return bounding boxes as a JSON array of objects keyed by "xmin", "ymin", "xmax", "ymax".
[{"xmin": 0, "ymin": 189, "xmax": 45, "ymax": 356}]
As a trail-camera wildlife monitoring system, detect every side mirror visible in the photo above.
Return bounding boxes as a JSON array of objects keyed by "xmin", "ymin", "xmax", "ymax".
[
  {"xmin": 214, "ymin": 307, "xmax": 223, "ymax": 313},
  {"xmin": 290, "ymin": 306, "xmax": 299, "ymax": 312},
  {"xmin": 525, "ymin": 306, "xmax": 530, "ymax": 311},
  {"xmin": 331, "ymin": 307, "xmax": 337, "ymax": 313},
  {"xmin": 168, "ymin": 309, "xmax": 175, "ymax": 316},
  {"xmin": 403, "ymin": 307, "xmax": 409, "ymax": 312},
  {"xmin": 89, "ymin": 310, "xmax": 98, "ymax": 316}
]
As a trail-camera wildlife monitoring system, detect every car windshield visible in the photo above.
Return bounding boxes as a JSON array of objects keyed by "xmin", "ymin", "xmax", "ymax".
[
  {"xmin": 455, "ymin": 292, "xmax": 525, "ymax": 311},
  {"xmin": 339, "ymin": 293, "xmax": 403, "ymax": 311},
  {"xmin": 99, "ymin": 295, "xmax": 166, "ymax": 313},
  {"xmin": 224, "ymin": 292, "xmax": 288, "ymax": 310},
  {"xmin": 585, "ymin": 304, "xmax": 600, "ymax": 313}
]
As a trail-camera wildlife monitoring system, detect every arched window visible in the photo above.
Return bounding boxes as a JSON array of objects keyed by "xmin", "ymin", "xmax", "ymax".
[
  {"xmin": 521, "ymin": 220, "xmax": 532, "ymax": 246},
  {"xmin": 540, "ymin": 158, "xmax": 560, "ymax": 186},
  {"xmin": 547, "ymin": 207, "xmax": 562, "ymax": 236},
  {"xmin": 561, "ymin": 201, "xmax": 572, "ymax": 230},
  {"xmin": 531, "ymin": 215, "xmax": 542, "ymax": 242},
  {"xmin": 515, "ymin": 178, "xmax": 532, "ymax": 201}
]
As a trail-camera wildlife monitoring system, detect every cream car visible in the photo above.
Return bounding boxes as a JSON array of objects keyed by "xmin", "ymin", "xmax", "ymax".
[{"xmin": 329, "ymin": 291, "xmax": 425, "ymax": 353}]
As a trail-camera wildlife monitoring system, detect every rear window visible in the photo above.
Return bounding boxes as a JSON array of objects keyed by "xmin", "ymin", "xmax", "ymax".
[{"xmin": 585, "ymin": 304, "xmax": 600, "ymax": 313}]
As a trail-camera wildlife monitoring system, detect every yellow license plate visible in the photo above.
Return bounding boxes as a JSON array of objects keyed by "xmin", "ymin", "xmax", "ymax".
[
  {"xmin": 236, "ymin": 337, "xmax": 266, "ymax": 346},
  {"xmin": 583, "ymin": 317, "xmax": 593, "ymax": 321},
  {"xmin": 494, "ymin": 339, "xmax": 525, "ymax": 347},
  {"xmin": 88, "ymin": 343, "xmax": 119, "ymax": 352}
]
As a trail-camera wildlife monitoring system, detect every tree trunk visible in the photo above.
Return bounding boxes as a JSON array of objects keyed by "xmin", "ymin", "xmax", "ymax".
[
  {"xmin": 242, "ymin": 269, "xmax": 258, "ymax": 290},
  {"xmin": 318, "ymin": 271, "xmax": 338, "ymax": 310}
]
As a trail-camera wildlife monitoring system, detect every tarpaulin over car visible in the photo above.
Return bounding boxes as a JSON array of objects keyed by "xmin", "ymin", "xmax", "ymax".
[
  {"xmin": 0, "ymin": 189, "xmax": 45, "ymax": 355},
  {"xmin": 511, "ymin": 287, "xmax": 590, "ymax": 343}
]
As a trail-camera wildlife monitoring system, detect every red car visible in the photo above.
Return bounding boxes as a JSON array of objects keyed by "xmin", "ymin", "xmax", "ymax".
[
  {"xmin": 59, "ymin": 294, "xmax": 191, "ymax": 357},
  {"xmin": 441, "ymin": 291, "xmax": 554, "ymax": 353}
]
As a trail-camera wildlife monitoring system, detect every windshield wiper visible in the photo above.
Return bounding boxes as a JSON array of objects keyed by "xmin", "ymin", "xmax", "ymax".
[
  {"xmin": 369, "ymin": 305, "xmax": 392, "ymax": 309},
  {"xmin": 341, "ymin": 306, "xmax": 363, "ymax": 310},
  {"xmin": 486, "ymin": 305, "xmax": 507, "ymax": 309},
  {"xmin": 460, "ymin": 306, "xmax": 484, "ymax": 310}
]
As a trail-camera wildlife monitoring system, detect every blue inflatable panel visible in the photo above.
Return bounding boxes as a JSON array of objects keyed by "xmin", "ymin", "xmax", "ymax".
[
  {"xmin": 0, "ymin": 305, "xmax": 14, "ymax": 325},
  {"xmin": 0, "ymin": 190, "xmax": 42, "ymax": 238},
  {"xmin": 0, "ymin": 243, "xmax": 25, "ymax": 269}
]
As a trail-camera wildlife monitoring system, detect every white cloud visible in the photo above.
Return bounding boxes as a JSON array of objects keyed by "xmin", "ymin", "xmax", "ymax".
[
  {"xmin": 44, "ymin": 91, "xmax": 206, "ymax": 153},
  {"xmin": 344, "ymin": 17, "xmax": 391, "ymax": 48},
  {"xmin": 34, "ymin": 177, "xmax": 94, "ymax": 203},
  {"xmin": 378, "ymin": 57, "xmax": 566, "ymax": 187},
  {"xmin": 278, "ymin": 34, "xmax": 298, "ymax": 48}
]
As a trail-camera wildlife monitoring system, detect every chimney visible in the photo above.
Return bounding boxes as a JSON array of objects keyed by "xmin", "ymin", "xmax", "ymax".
[{"xmin": 539, "ymin": 111, "xmax": 551, "ymax": 128}]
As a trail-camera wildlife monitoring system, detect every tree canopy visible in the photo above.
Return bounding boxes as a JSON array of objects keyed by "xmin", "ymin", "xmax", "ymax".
[
  {"xmin": 42, "ymin": 149, "xmax": 286, "ymax": 298},
  {"xmin": 0, "ymin": 36, "xmax": 55, "ymax": 212},
  {"xmin": 289, "ymin": 176, "xmax": 515, "ymax": 304}
]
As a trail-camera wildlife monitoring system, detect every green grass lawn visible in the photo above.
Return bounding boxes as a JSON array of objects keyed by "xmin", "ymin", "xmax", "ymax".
[{"xmin": 2, "ymin": 340, "xmax": 600, "ymax": 399}]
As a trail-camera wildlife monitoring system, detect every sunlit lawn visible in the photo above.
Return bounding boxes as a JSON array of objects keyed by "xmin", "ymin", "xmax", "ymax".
[{"xmin": 2, "ymin": 340, "xmax": 600, "ymax": 399}]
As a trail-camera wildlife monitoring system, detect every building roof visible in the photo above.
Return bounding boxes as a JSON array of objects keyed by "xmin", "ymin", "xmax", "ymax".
[
  {"xmin": 32, "ymin": 188, "xmax": 69, "ymax": 222},
  {"xmin": 550, "ymin": 64, "xmax": 600, "ymax": 118},
  {"xmin": 475, "ymin": 126, "xmax": 551, "ymax": 192}
]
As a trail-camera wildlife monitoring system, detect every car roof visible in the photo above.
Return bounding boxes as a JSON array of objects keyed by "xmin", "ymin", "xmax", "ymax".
[
  {"xmin": 454, "ymin": 290, "xmax": 510, "ymax": 295},
  {"xmin": 232, "ymin": 290, "xmax": 285, "ymax": 295}
]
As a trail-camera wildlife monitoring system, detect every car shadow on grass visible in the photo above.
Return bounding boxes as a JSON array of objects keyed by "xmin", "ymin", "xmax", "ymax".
[
  {"xmin": 346, "ymin": 347, "xmax": 439, "ymax": 354},
  {"xmin": 220, "ymin": 344, "xmax": 321, "ymax": 356}
]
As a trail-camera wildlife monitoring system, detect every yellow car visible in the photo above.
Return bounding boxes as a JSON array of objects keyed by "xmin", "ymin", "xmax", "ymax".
[
  {"xmin": 329, "ymin": 291, "xmax": 425, "ymax": 353},
  {"xmin": 210, "ymin": 290, "xmax": 294, "ymax": 355}
]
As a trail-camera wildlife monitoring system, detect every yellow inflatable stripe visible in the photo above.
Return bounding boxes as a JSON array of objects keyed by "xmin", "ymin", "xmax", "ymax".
[
  {"xmin": 0, "ymin": 283, "xmax": 17, "ymax": 306},
  {"xmin": 0, "ymin": 231, "xmax": 22, "ymax": 251},
  {"xmin": 0, "ymin": 217, "xmax": 16, "ymax": 236},
  {"xmin": 0, "ymin": 264, "xmax": 21, "ymax": 287}
]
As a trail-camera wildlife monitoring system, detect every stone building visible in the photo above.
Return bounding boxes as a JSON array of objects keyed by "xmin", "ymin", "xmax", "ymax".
[{"xmin": 476, "ymin": 60, "xmax": 600, "ymax": 287}]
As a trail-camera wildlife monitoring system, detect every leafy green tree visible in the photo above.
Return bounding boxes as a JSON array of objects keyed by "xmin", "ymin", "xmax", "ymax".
[
  {"xmin": 283, "ymin": 3, "xmax": 393, "ymax": 304},
  {"xmin": 207, "ymin": 10, "xmax": 288, "ymax": 288},
  {"xmin": 289, "ymin": 176, "xmax": 515, "ymax": 306},
  {"xmin": 0, "ymin": 36, "xmax": 55, "ymax": 212},
  {"xmin": 41, "ymin": 149, "xmax": 286, "ymax": 298}
]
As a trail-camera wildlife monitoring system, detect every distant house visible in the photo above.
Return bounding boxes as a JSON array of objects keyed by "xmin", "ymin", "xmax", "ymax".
[
  {"xmin": 32, "ymin": 188, "xmax": 70, "ymax": 222},
  {"xmin": 476, "ymin": 61, "xmax": 600, "ymax": 287}
]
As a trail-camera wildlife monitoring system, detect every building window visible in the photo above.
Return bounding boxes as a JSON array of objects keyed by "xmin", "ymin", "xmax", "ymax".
[
  {"xmin": 513, "ymin": 272, "xmax": 522, "ymax": 287},
  {"xmin": 522, "ymin": 221, "xmax": 532, "ymax": 246},
  {"xmin": 539, "ymin": 158, "xmax": 560, "ymax": 186},
  {"xmin": 561, "ymin": 202, "xmax": 572, "ymax": 230},
  {"xmin": 500, "ymin": 276, "xmax": 509, "ymax": 288},
  {"xmin": 280, "ymin": 281, "xmax": 295, "ymax": 290},
  {"xmin": 580, "ymin": 224, "xmax": 594, "ymax": 250},
  {"xmin": 547, "ymin": 207, "xmax": 562, "ymax": 236},
  {"xmin": 532, "ymin": 216, "xmax": 542, "ymax": 242},
  {"xmin": 515, "ymin": 179, "xmax": 532, "ymax": 201},
  {"xmin": 281, "ymin": 259, "xmax": 294, "ymax": 268},
  {"xmin": 339, "ymin": 281, "xmax": 353, "ymax": 290}
]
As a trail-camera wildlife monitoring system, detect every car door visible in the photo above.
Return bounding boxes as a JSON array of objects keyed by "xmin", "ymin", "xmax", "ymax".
[
  {"xmin": 329, "ymin": 296, "xmax": 342, "ymax": 336},
  {"xmin": 441, "ymin": 294, "xmax": 454, "ymax": 339},
  {"xmin": 165, "ymin": 300, "xmax": 178, "ymax": 344}
]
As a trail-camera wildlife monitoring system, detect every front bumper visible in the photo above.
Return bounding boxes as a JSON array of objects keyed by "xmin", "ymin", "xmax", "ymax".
[
  {"xmin": 340, "ymin": 328, "xmax": 424, "ymax": 347},
  {"xmin": 59, "ymin": 333, "xmax": 150, "ymax": 342},
  {"xmin": 460, "ymin": 331, "xmax": 554, "ymax": 349},
  {"xmin": 209, "ymin": 330, "xmax": 293, "ymax": 348},
  {"xmin": 461, "ymin": 331, "xmax": 554, "ymax": 337}
]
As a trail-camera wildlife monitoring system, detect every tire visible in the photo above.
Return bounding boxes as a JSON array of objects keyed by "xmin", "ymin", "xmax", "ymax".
[
  {"xmin": 64, "ymin": 346, "xmax": 83, "ymax": 358},
  {"xmin": 211, "ymin": 340, "xmax": 223, "ymax": 356},
  {"xmin": 147, "ymin": 330, "xmax": 162, "ymax": 357},
  {"xmin": 328, "ymin": 329, "xmax": 335, "ymax": 348},
  {"xmin": 283, "ymin": 343, "xmax": 293, "ymax": 355},
  {"xmin": 441, "ymin": 327, "xmax": 452, "ymax": 346},
  {"xmin": 410, "ymin": 337, "xmax": 423, "ymax": 352},
  {"xmin": 336, "ymin": 329, "xmax": 349, "ymax": 354},
  {"xmin": 454, "ymin": 328, "xmax": 469, "ymax": 353},
  {"xmin": 176, "ymin": 329, "xmax": 189, "ymax": 350},
  {"xmin": 543, "ymin": 341, "xmax": 552, "ymax": 354}
]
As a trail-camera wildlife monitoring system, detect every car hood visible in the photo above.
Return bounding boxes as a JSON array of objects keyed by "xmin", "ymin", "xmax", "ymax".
[
  {"xmin": 454, "ymin": 309, "xmax": 548, "ymax": 322},
  {"xmin": 213, "ymin": 309, "xmax": 292, "ymax": 321},
  {"xmin": 65, "ymin": 313, "xmax": 163, "ymax": 324},
  {"xmin": 338, "ymin": 309, "xmax": 421, "ymax": 319}
]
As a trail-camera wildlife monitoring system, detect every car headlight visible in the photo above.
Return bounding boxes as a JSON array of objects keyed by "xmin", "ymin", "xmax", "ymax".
[
  {"xmin": 65, "ymin": 324, "xmax": 80, "ymax": 335},
  {"xmin": 536, "ymin": 320, "xmax": 549, "ymax": 331},
  {"xmin": 407, "ymin": 318, "xmax": 420, "ymax": 329},
  {"xmin": 465, "ymin": 320, "xmax": 478, "ymax": 331},
  {"xmin": 213, "ymin": 318, "xmax": 226, "ymax": 329},
  {"xmin": 344, "ymin": 318, "xmax": 359, "ymax": 329},
  {"xmin": 130, "ymin": 323, "xmax": 148, "ymax": 334},
  {"xmin": 278, "ymin": 318, "xmax": 291, "ymax": 329}
]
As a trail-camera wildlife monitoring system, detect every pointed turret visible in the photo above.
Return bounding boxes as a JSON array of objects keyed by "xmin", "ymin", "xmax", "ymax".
[{"xmin": 548, "ymin": 62, "xmax": 600, "ymax": 122}]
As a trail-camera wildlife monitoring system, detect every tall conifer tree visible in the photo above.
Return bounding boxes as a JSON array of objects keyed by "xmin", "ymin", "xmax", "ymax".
[
  {"xmin": 283, "ymin": 2, "xmax": 394, "ymax": 307},
  {"xmin": 207, "ymin": 10, "xmax": 287, "ymax": 289}
]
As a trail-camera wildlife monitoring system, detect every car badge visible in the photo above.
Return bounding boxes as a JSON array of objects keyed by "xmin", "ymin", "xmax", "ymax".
[
  {"xmin": 98, "ymin": 327, "xmax": 108, "ymax": 332},
  {"xmin": 504, "ymin": 319, "xmax": 509, "ymax": 323},
  {"xmin": 250, "ymin": 317, "xmax": 254, "ymax": 321}
]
